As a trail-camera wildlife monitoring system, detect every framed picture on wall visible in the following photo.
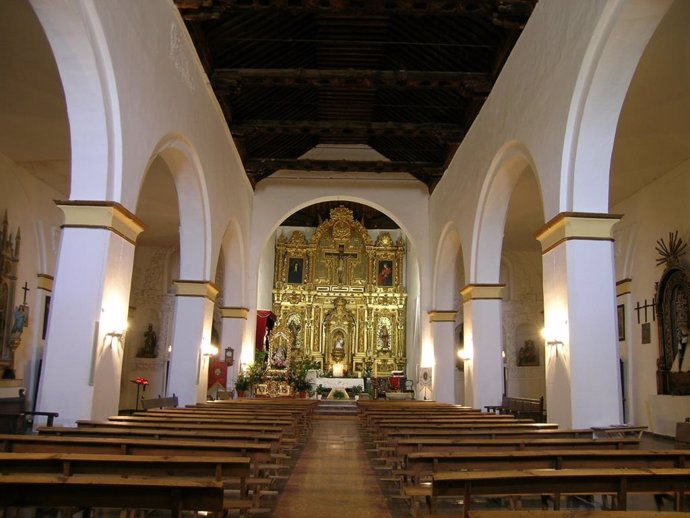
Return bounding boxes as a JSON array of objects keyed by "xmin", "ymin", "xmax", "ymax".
[
  {"xmin": 617, "ymin": 304, "xmax": 625, "ymax": 341},
  {"xmin": 287, "ymin": 258, "xmax": 304, "ymax": 284},
  {"xmin": 377, "ymin": 260, "xmax": 393, "ymax": 286}
]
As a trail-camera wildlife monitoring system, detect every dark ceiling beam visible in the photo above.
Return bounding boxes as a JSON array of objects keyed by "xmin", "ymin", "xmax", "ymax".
[
  {"xmin": 231, "ymin": 120, "xmax": 465, "ymax": 140},
  {"xmin": 213, "ymin": 68, "xmax": 491, "ymax": 95},
  {"xmin": 175, "ymin": 0, "xmax": 535, "ymax": 21}
]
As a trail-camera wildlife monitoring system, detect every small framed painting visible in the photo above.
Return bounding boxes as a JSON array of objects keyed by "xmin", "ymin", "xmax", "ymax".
[
  {"xmin": 617, "ymin": 304, "xmax": 625, "ymax": 341},
  {"xmin": 377, "ymin": 260, "xmax": 393, "ymax": 286},
  {"xmin": 288, "ymin": 258, "xmax": 304, "ymax": 284}
]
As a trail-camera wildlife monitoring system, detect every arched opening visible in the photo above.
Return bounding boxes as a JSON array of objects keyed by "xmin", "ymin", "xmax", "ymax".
[
  {"xmin": 0, "ymin": 0, "xmax": 69, "ymax": 405},
  {"xmin": 432, "ymin": 224, "xmax": 465, "ymax": 403},
  {"xmin": 501, "ymin": 169, "xmax": 546, "ymax": 401},
  {"xmin": 609, "ymin": 0, "xmax": 690, "ymax": 429},
  {"xmin": 119, "ymin": 156, "xmax": 180, "ymax": 411},
  {"xmin": 256, "ymin": 200, "xmax": 419, "ymax": 398}
]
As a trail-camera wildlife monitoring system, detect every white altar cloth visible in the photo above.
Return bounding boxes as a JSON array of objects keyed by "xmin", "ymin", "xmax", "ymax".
[{"xmin": 311, "ymin": 377, "xmax": 364, "ymax": 390}]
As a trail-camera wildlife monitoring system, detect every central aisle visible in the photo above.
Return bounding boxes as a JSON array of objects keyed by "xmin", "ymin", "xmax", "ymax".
[{"xmin": 271, "ymin": 416, "xmax": 393, "ymax": 518}]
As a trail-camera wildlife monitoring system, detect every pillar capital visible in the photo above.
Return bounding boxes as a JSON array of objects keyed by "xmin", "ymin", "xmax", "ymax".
[
  {"xmin": 220, "ymin": 306, "xmax": 249, "ymax": 319},
  {"xmin": 56, "ymin": 200, "xmax": 145, "ymax": 245},
  {"xmin": 460, "ymin": 284, "xmax": 505, "ymax": 302},
  {"xmin": 173, "ymin": 280, "xmax": 220, "ymax": 302},
  {"xmin": 535, "ymin": 212, "xmax": 622, "ymax": 254},
  {"xmin": 428, "ymin": 310, "xmax": 456, "ymax": 323},
  {"xmin": 37, "ymin": 273, "xmax": 53, "ymax": 292},
  {"xmin": 616, "ymin": 278, "xmax": 632, "ymax": 297}
]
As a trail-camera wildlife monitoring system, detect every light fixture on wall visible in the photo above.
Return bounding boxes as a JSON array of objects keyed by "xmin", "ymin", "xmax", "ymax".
[
  {"xmin": 458, "ymin": 347, "xmax": 472, "ymax": 362},
  {"xmin": 541, "ymin": 328, "xmax": 564, "ymax": 355},
  {"xmin": 104, "ymin": 324, "xmax": 128, "ymax": 348},
  {"xmin": 201, "ymin": 342, "xmax": 219, "ymax": 357}
]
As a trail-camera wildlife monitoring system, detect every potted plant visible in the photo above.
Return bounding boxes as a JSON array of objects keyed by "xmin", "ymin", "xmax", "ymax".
[
  {"xmin": 234, "ymin": 372, "xmax": 250, "ymax": 398},
  {"xmin": 351, "ymin": 385, "xmax": 363, "ymax": 401},
  {"xmin": 287, "ymin": 358, "xmax": 317, "ymax": 398}
]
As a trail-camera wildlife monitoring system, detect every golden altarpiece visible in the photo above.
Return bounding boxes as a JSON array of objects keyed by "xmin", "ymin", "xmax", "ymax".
[{"xmin": 270, "ymin": 206, "xmax": 407, "ymax": 379}]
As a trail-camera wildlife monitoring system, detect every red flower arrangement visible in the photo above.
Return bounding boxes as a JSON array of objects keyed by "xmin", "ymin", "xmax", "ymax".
[{"xmin": 131, "ymin": 376, "xmax": 149, "ymax": 390}]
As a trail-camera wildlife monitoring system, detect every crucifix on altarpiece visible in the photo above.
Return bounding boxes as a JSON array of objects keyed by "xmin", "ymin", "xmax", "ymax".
[{"xmin": 324, "ymin": 244, "xmax": 358, "ymax": 285}]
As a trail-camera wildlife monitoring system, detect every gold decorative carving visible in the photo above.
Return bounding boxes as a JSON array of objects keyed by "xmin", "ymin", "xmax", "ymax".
[{"xmin": 273, "ymin": 206, "xmax": 407, "ymax": 377}]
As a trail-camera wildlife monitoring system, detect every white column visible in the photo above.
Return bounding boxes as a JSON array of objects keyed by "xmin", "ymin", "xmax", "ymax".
[
  {"xmin": 428, "ymin": 310, "xmax": 456, "ymax": 403},
  {"xmin": 167, "ymin": 281, "xmax": 218, "ymax": 407},
  {"xmin": 460, "ymin": 284, "xmax": 505, "ymax": 410},
  {"xmin": 536, "ymin": 212, "xmax": 622, "ymax": 428},
  {"xmin": 36, "ymin": 202, "xmax": 143, "ymax": 425},
  {"xmin": 220, "ymin": 306, "xmax": 249, "ymax": 393}
]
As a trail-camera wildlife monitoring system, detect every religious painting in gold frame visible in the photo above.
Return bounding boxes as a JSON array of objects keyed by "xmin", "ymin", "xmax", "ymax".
[{"xmin": 287, "ymin": 257, "xmax": 304, "ymax": 284}]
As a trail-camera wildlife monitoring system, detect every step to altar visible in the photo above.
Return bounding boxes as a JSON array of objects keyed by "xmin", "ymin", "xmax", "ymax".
[{"xmin": 314, "ymin": 400, "xmax": 359, "ymax": 417}]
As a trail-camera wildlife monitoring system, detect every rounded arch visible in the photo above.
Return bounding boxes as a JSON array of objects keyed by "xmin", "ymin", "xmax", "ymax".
[
  {"xmin": 433, "ymin": 222, "xmax": 464, "ymax": 310},
  {"xmin": 257, "ymin": 195, "xmax": 420, "ymax": 262},
  {"xmin": 471, "ymin": 141, "xmax": 542, "ymax": 283},
  {"xmin": 143, "ymin": 134, "xmax": 211, "ymax": 280},
  {"xmin": 563, "ymin": 0, "xmax": 673, "ymax": 212},
  {"xmin": 219, "ymin": 218, "xmax": 247, "ymax": 307},
  {"xmin": 30, "ymin": 0, "xmax": 121, "ymax": 201}
]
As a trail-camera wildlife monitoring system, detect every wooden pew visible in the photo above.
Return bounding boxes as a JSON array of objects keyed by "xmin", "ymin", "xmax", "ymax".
[
  {"xmin": 0, "ymin": 452, "xmax": 254, "ymax": 514},
  {"xmin": 485, "ymin": 395, "xmax": 545, "ymax": 421},
  {"xmin": 0, "ymin": 392, "xmax": 59, "ymax": 434},
  {"xmin": 0, "ymin": 474, "xmax": 224, "ymax": 518},
  {"xmin": 0, "ymin": 434, "xmax": 277, "ymax": 477},
  {"xmin": 140, "ymin": 393, "xmax": 178, "ymax": 410},
  {"xmin": 393, "ymin": 436, "xmax": 640, "ymax": 456},
  {"xmin": 431, "ymin": 468, "xmax": 690, "ymax": 517},
  {"xmin": 375, "ymin": 437, "xmax": 642, "ymax": 477},
  {"xmin": 405, "ymin": 449, "xmax": 690, "ymax": 485},
  {"xmin": 38, "ymin": 425, "xmax": 284, "ymax": 445}
]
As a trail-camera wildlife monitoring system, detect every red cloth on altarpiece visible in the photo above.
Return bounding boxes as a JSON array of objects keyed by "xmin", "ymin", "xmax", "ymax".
[{"xmin": 255, "ymin": 310, "xmax": 275, "ymax": 351}]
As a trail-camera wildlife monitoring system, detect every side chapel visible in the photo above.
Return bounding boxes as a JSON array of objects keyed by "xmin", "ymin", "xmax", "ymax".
[{"xmin": 269, "ymin": 207, "xmax": 407, "ymax": 379}]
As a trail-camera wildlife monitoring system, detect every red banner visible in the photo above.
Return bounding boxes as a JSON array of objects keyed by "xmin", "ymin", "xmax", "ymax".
[{"xmin": 208, "ymin": 360, "xmax": 228, "ymax": 389}]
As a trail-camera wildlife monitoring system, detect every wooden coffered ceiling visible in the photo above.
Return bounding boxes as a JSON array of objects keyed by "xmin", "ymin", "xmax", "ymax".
[{"xmin": 175, "ymin": 0, "xmax": 536, "ymax": 191}]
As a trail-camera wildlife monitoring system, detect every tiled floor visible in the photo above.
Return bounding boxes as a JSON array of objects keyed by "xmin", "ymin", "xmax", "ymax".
[{"xmin": 272, "ymin": 417, "xmax": 394, "ymax": 518}]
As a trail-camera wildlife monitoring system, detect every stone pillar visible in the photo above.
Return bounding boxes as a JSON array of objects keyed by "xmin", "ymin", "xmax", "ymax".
[
  {"xmin": 36, "ymin": 202, "xmax": 144, "ymax": 425},
  {"xmin": 167, "ymin": 280, "xmax": 218, "ymax": 407},
  {"xmin": 460, "ymin": 284, "xmax": 505, "ymax": 411},
  {"xmin": 428, "ymin": 310, "xmax": 457, "ymax": 403},
  {"xmin": 220, "ymin": 306, "xmax": 248, "ymax": 394},
  {"xmin": 536, "ymin": 212, "xmax": 622, "ymax": 428}
]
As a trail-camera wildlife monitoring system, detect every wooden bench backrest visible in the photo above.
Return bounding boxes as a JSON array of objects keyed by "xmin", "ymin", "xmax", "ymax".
[{"xmin": 141, "ymin": 394, "xmax": 178, "ymax": 410}]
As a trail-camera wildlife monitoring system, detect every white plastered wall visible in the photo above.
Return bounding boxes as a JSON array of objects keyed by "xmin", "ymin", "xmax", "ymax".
[
  {"xmin": 613, "ymin": 167, "xmax": 690, "ymax": 434},
  {"xmin": 0, "ymin": 154, "xmax": 63, "ymax": 405}
]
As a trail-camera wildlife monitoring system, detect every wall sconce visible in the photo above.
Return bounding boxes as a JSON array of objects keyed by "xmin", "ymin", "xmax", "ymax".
[
  {"xmin": 201, "ymin": 342, "xmax": 219, "ymax": 357},
  {"xmin": 224, "ymin": 347, "xmax": 235, "ymax": 366},
  {"xmin": 541, "ymin": 328, "xmax": 564, "ymax": 355},
  {"xmin": 104, "ymin": 324, "xmax": 127, "ymax": 347},
  {"xmin": 458, "ymin": 347, "xmax": 472, "ymax": 361}
]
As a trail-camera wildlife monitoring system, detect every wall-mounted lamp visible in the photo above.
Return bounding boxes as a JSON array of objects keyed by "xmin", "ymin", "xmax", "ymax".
[
  {"xmin": 458, "ymin": 347, "xmax": 472, "ymax": 361},
  {"xmin": 541, "ymin": 328, "xmax": 564, "ymax": 357},
  {"xmin": 104, "ymin": 324, "xmax": 128, "ymax": 347},
  {"xmin": 224, "ymin": 347, "xmax": 235, "ymax": 366},
  {"xmin": 201, "ymin": 342, "xmax": 219, "ymax": 357}
]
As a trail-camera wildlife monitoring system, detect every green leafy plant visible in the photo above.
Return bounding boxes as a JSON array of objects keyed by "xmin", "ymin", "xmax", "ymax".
[
  {"xmin": 287, "ymin": 358, "xmax": 318, "ymax": 393},
  {"xmin": 234, "ymin": 371, "xmax": 251, "ymax": 392},
  {"xmin": 333, "ymin": 390, "xmax": 347, "ymax": 400}
]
